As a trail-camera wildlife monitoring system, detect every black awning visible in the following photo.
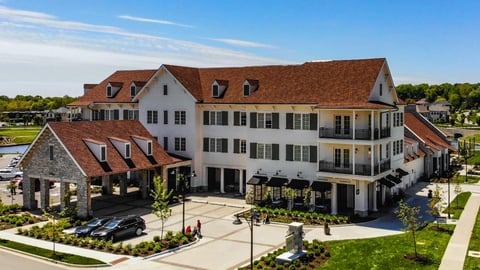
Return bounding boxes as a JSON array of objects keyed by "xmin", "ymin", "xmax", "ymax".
[
  {"xmin": 247, "ymin": 175, "xmax": 268, "ymax": 185},
  {"xmin": 287, "ymin": 179, "xmax": 310, "ymax": 189},
  {"xmin": 310, "ymin": 181, "xmax": 332, "ymax": 191},
  {"xmin": 266, "ymin": 177, "xmax": 289, "ymax": 187},
  {"xmin": 386, "ymin": 174, "xmax": 402, "ymax": 184},
  {"xmin": 396, "ymin": 168, "xmax": 409, "ymax": 177},
  {"xmin": 379, "ymin": 178, "xmax": 395, "ymax": 188}
]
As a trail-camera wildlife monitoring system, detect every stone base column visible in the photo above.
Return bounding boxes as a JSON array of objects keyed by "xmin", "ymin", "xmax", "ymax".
[
  {"xmin": 140, "ymin": 171, "xmax": 148, "ymax": 199},
  {"xmin": 22, "ymin": 176, "xmax": 37, "ymax": 210},
  {"xmin": 119, "ymin": 174, "xmax": 127, "ymax": 196},
  {"xmin": 39, "ymin": 178, "xmax": 50, "ymax": 210},
  {"xmin": 331, "ymin": 183, "xmax": 338, "ymax": 215},
  {"xmin": 102, "ymin": 175, "xmax": 113, "ymax": 195},
  {"xmin": 77, "ymin": 178, "xmax": 91, "ymax": 218}
]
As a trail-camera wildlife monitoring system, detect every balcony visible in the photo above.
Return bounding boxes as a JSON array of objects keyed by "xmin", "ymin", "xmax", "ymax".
[
  {"xmin": 319, "ymin": 127, "xmax": 390, "ymax": 140},
  {"xmin": 318, "ymin": 159, "xmax": 391, "ymax": 176}
]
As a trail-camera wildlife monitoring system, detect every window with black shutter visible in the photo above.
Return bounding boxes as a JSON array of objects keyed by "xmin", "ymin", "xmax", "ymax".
[
  {"xmin": 309, "ymin": 146, "xmax": 317, "ymax": 162},
  {"xmin": 286, "ymin": 144, "xmax": 293, "ymax": 161},
  {"xmin": 250, "ymin": 143, "xmax": 257, "ymax": 158},
  {"xmin": 234, "ymin": 111, "xmax": 240, "ymax": 126},
  {"xmin": 286, "ymin": 113, "xmax": 293, "ymax": 129},
  {"xmin": 234, "ymin": 139, "xmax": 239, "ymax": 153},
  {"xmin": 203, "ymin": 138, "xmax": 209, "ymax": 152},
  {"xmin": 272, "ymin": 144, "xmax": 279, "ymax": 160},
  {"xmin": 203, "ymin": 111, "xmax": 210, "ymax": 125},
  {"xmin": 250, "ymin": 113, "xmax": 257, "ymax": 128}
]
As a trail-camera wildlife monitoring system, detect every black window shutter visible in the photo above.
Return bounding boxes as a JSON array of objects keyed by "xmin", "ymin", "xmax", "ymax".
[
  {"xmin": 233, "ymin": 139, "xmax": 240, "ymax": 153},
  {"xmin": 222, "ymin": 138, "xmax": 228, "ymax": 153},
  {"xmin": 123, "ymin": 110, "xmax": 128, "ymax": 120},
  {"xmin": 233, "ymin": 111, "xmax": 239, "ymax": 126},
  {"xmin": 222, "ymin": 111, "xmax": 228, "ymax": 125},
  {"xmin": 310, "ymin": 145, "xmax": 317, "ymax": 163},
  {"xmin": 272, "ymin": 113, "xmax": 279, "ymax": 129},
  {"xmin": 163, "ymin": 137, "xmax": 168, "ymax": 151},
  {"xmin": 272, "ymin": 144, "xmax": 279, "ymax": 160},
  {"xmin": 286, "ymin": 113, "xmax": 293, "ymax": 129},
  {"xmin": 250, "ymin": 112, "xmax": 257, "ymax": 128},
  {"xmin": 203, "ymin": 138, "xmax": 209, "ymax": 152},
  {"xmin": 286, "ymin": 144, "xmax": 293, "ymax": 161},
  {"xmin": 310, "ymin": 113, "xmax": 318, "ymax": 130},
  {"xmin": 164, "ymin": 110, "xmax": 168, "ymax": 124},
  {"xmin": 203, "ymin": 111, "xmax": 210, "ymax": 125},
  {"xmin": 250, "ymin": 143, "xmax": 257, "ymax": 158}
]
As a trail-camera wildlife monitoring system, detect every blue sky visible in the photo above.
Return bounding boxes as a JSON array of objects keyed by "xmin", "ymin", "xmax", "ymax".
[{"xmin": 0, "ymin": 0, "xmax": 479, "ymax": 97}]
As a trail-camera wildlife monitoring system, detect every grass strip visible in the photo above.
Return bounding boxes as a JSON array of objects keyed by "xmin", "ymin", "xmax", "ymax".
[
  {"xmin": 0, "ymin": 238, "xmax": 106, "ymax": 265},
  {"xmin": 464, "ymin": 207, "xmax": 480, "ymax": 269},
  {"xmin": 443, "ymin": 192, "xmax": 471, "ymax": 219}
]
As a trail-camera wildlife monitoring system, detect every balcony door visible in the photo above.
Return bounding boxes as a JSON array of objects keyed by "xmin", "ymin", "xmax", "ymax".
[{"xmin": 335, "ymin": 115, "xmax": 351, "ymax": 136}]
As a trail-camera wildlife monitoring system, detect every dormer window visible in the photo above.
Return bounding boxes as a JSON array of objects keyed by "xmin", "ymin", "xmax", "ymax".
[
  {"xmin": 125, "ymin": 143, "xmax": 131, "ymax": 159},
  {"xmin": 100, "ymin": 145, "xmax": 107, "ymax": 162},
  {"xmin": 130, "ymin": 85, "xmax": 136, "ymax": 98},
  {"xmin": 379, "ymin": 83, "xmax": 383, "ymax": 96},
  {"xmin": 212, "ymin": 80, "xmax": 228, "ymax": 98},
  {"xmin": 109, "ymin": 137, "xmax": 131, "ymax": 159},
  {"xmin": 243, "ymin": 79, "xmax": 258, "ymax": 96},
  {"xmin": 147, "ymin": 141, "xmax": 152, "ymax": 156},
  {"xmin": 84, "ymin": 139, "xmax": 107, "ymax": 162},
  {"xmin": 132, "ymin": 135, "xmax": 153, "ymax": 156},
  {"xmin": 106, "ymin": 82, "xmax": 123, "ymax": 98},
  {"xmin": 107, "ymin": 85, "xmax": 113, "ymax": 97}
]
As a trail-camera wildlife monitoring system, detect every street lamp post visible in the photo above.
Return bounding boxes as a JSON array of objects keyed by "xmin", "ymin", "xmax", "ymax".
[
  {"xmin": 172, "ymin": 169, "xmax": 196, "ymax": 235},
  {"xmin": 232, "ymin": 206, "xmax": 255, "ymax": 269},
  {"xmin": 447, "ymin": 171, "xmax": 451, "ymax": 219}
]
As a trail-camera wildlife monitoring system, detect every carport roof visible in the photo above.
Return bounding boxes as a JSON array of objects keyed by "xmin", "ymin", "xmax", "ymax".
[
  {"xmin": 266, "ymin": 177, "xmax": 288, "ymax": 187},
  {"xmin": 21, "ymin": 120, "xmax": 178, "ymax": 177},
  {"xmin": 247, "ymin": 175, "xmax": 268, "ymax": 185}
]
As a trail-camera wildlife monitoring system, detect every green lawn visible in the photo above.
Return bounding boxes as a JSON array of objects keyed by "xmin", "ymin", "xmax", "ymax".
[
  {"xmin": 464, "ymin": 208, "xmax": 480, "ymax": 269},
  {"xmin": 320, "ymin": 224, "xmax": 455, "ymax": 269},
  {"xmin": 0, "ymin": 238, "xmax": 106, "ymax": 265},
  {"xmin": 443, "ymin": 192, "xmax": 471, "ymax": 219},
  {"xmin": 0, "ymin": 126, "xmax": 42, "ymax": 144},
  {"xmin": 452, "ymin": 174, "xmax": 480, "ymax": 184}
]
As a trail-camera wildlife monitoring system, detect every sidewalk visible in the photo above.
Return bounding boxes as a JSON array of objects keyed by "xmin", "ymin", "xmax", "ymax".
[{"xmin": 439, "ymin": 193, "xmax": 480, "ymax": 270}]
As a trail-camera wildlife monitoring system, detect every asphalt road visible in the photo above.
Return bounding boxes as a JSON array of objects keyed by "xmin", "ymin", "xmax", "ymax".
[{"xmin": 0, "ymin": 248, "xmax": 75, "ymax": 270}]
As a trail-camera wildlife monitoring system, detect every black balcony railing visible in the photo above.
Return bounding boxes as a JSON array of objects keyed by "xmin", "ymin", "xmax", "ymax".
[
  {"xmin": 318, "ymin": 159, "xmax": 391, "ymax": 176},
  {"xmin": 319, "ymin": 127, "xmax": 391, "ymax": 140}
]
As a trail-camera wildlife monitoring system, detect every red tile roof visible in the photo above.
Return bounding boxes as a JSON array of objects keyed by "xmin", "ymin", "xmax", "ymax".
[
  {"xmin": 164, "ymin": 58, "xmax": 394, "ymax": 108},
  {"xmin": 70, "ymin": 70, "xmax": 156, "ymax": 106},
  {"xmin": 46, "ymin": 120, "xmax": 176, "ymax": 177},
  {"xmin": 405, "ymin": 112, "xmax": 456, "ymax": 152}
]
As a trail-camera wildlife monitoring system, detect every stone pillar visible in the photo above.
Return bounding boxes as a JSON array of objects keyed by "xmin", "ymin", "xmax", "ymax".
[
  {"xmin": 140, "ymin": 171, "xmax": 148, "ymax": 199},
  {"xmin": 39, "ymin": 178, "xmax": 50, "ymax": 210},
  {"xmin": 102, "ymin": 175, "xmax": 113, "ymax": 195},
  {"xmin": 239, "ymin": 169, "xmax": 244, "ymax": 194},
  {"xmin": 22, "ymin": 175, "xmax": 37, "ymax": 210},
  {"xmin": 372, "ymin": 182, "xmax": 378, "ymax": 212},
  {"xmin": 330, "ymin": 183, "xmax": 338, "ymax": 215},
  {"xmin": 119, "ymin": 174, "xmax": 127, "ymax": 196},
  {"xmin": 220, "ymin": 168, "xmax": 225, "ymax": 193},
  {"xmin": 354, "ymin": 181, "xmax": 368, "ymax": 217},
  {"xmin": 77, "ymin": 178, "xmax": 91, "ymax": 218},
  {"xmin": 59, "ymin": 181, "xmax": 70, "ymax": 211}
]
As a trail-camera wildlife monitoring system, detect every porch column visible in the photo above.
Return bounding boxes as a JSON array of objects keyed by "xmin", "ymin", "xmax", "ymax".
[
  {"xmin": 39, "ymin": 177, "xmax": 50, "ymax": 210},
  {"xmin": 119, "ymin": 173, "xmax": 127, "ymax": 196},
  {"xmin": 22, "ymin": 175, "xmax": 37, "ymax": 210},
  {"xmin": 239, "ymin": 169, "xmax": 244, "ymax": 194},
  {"xmin": 354, "ymin": 181, "xmax": 368, "ymax": 217},
  {"xmin": 59, "ymin": 181, "xmax": 70, "ymax": 211},
  {"xmin": 220, "ymin": 168, "xmax": 225, "ymax": 193},
  {"xmin": 140, "ymin": 171, "xmax": 148, "ymax": 199},
  {"xmin": 77, "ymin": 178, "xmax": 91, "ymax": 218},
  {"xmin": 331, "ymin": 183, "xmax": 338, "ymax": 215},
  {"xmin": 102, "ymin": 175, "xmax": 113, "ymax": 195},
  {"xmin": 372, "ymin": 182, "xmax": 378, "ymax": 212}
]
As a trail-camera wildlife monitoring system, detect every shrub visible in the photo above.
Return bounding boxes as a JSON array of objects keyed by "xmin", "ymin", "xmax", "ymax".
[{"xmin": 153, "ymin": 235, "xmax": 160, "ymax": 242}]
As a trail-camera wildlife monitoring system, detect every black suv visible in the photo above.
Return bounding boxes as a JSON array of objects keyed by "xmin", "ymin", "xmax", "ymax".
[{"xmin": 90, "ymin": 215, "xmax": 146, "ymax": 242}]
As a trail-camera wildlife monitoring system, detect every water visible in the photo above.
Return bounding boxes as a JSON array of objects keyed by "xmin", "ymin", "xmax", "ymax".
[{"xmin": 0, "ymin": 144, "xmax": 29, "ymax": 154}]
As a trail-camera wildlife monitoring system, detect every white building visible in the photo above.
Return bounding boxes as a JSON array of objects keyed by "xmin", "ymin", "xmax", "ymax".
[{"xmin": 132, "ymin": 58, "xmax": 413, "ymax": 217}]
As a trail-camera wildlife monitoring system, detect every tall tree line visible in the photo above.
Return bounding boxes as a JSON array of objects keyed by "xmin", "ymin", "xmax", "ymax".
[{"xmin": 0, "ymin": 95, "xmax": 77, "ymax": 112}]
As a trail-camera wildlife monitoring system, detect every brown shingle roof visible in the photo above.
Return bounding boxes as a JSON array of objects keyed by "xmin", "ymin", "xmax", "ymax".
[
  {"xmin": 47, "ymin": 120, "xmax": 176, "ymax": 177},
  {"xmin": 164, "ymin": 58, "xmax": 391, "ymax": 108},
  {"xmin": 405, "ymin": 112, "xmax": 456, "ymax": 151},
  {"xmin": 70, "ymin": 70, "xmax": 156, "ymax": 106}
]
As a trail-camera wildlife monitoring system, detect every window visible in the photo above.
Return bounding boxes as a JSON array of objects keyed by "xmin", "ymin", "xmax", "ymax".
[
  {"xmin": 286, "ymin": 145, "xmax": 317, "ymax": 162},
  {"xmin": 212, "ymin": 85, "xmax": 219, "ymax": 97},
  {"xmin": 379, "ymin": 83, "xmax": 383, "ymax": 96},
  {"xmin": 164, "ymin": 110, "xmax": 168, "ymax": 124},
  {"xmin": 130, "ymin": 85, "xmax": 136, "ymax": 97},
  {"xmin": 334, "ymin": 149, "xmax": 341, "ymax": 167},
  {"xmin": 49, "ymin": 144, "xmax": 54, "ymax": 160},
  {"xmin": 204, "ymin": 111, "xmax": 228, "ymax": 125},
  {"xmin": 125, "ymin": 143, "xmax": 131, "ymax": 159},
  {"xmin": 100, "ymin": 145, "xmax": 107, "ymax": 162},
  {"xmin": 147, "ymin": 110, "xmax": 158, "ymax": 124},
  {"xmin": 163, "ymin": 85, "xmax": 168, "ymax": 95},
  {"xmin": 233, "ymin": 139, "xmax": 247, "ymax": 154},
  {"xmin": 334, "ymin": 115, "xmax": 350, "ymax": 135},
  {"xmin": 249, "ymin": 143, "xmax": 279, "ymax": 160},
  {"xmin": 343, "ymin": 149, "xmax": 350, "ymax": 168},
  {"xmin": 107, "ymin": 86, "xmax": 112, "ymax": 97},
  {"xmin": 147, "ymin": 141, "xmax": 152, "ymax": 156},
  {"xmin": 250, "ymin": 112, "xmax": 279, "ymax": 129},
  {"xmin": 174, "ymin": 137, "xmax": 186, "ymax": 151},
  {"xmin": 174, "ymin": 111, "xmax": 186, "ymax": 125},
  {"xmin": 123, "ymin": 109, "xmax": 138, "ymax": 120},
  {"xmin": 258, "ymin": 113, "xmax": 272, "ymax": 128},
  {"xmin": 163, "ymin": 137, "xmax": 168, "ymax": 151},
  {"xmin": 243, "ymin": 84, "xmax": 250, "ymax": 96},
  {"xmin": 203, "ymin": 138, "xmax": 228, "ymax": 153},
  {"xmin": 234, "ymin": 111, "xmax": 247, "ymax": 126},
  {"xmin": 286, "ymin": 113, "xmax": 317, "ymax": 130}
]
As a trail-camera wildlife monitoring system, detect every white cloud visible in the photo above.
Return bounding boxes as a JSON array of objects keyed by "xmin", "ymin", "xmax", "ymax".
[
  {"xmin": 118, "ymin": 15, "xmax": 193, "ymax": 28},
  {"xmin": 210, "ymin": 38, "xmax": 276, "ymax": 49}
]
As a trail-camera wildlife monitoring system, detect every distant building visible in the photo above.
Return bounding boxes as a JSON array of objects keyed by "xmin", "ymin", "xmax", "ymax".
[{"xmin": 415, "ymin": 98, "xmax": 451, "ymax": 122}]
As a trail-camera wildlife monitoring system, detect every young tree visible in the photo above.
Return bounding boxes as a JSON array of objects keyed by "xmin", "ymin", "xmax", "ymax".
[
  {"xmin": 454, "ymin": 182, "xmax": 462, "ymax": 209},
  {"xmin": 395, "ymin": 200, "xmax": 422, "ymax": 258},
  {"xmin": 427, "ymin": 184, "xmax": 443, "ymax": 228},
  {"xmin": 284, "ymin": 187, "xmax": 296, "ymax": 210},
  {"xmin": 150, "ymin": 176, "xmax": 174, "ymax": 240}
]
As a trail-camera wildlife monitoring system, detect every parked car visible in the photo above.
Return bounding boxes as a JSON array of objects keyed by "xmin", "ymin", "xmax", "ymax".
[
  {"xmin": 90, "ymin": 215, "xmax": 146, "ymax": 242},
  {"xmin": 0, "ymin": 168, "xmax": 23, "ymax": 180},
  {"xmin": 74, "ymin": 216, "xmax": 113, "ymax": 237}
]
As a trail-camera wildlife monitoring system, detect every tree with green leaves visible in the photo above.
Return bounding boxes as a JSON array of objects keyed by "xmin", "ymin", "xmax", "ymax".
[
  {"xmin": 284, "ymin": 187, "xmax": 296, "ymax": 210},
  {"xmin": 427, "ymin": 184, "xmax": 443, "ymax": 228},
  {"xmin": 454, "ymin": 182, "xmax": 462, "ymax": 209},
  {"xmin": 395, "ymin": 200, "xmax": 422, "ymax": 258},
  {"xmin": 150, "ymin": 175, "xmax": 173, "ymax": 240}
]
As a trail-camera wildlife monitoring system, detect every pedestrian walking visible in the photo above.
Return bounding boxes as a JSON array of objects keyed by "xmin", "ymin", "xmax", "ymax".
[{"xmin": 196, "ymin": 219, "xmax": 202, "ymax": 237}]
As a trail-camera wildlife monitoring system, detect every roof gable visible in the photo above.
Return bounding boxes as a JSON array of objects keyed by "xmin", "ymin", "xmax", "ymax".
[{"xmin": 404, "ymin": 112, "xmax": 456, "ymax": 152}]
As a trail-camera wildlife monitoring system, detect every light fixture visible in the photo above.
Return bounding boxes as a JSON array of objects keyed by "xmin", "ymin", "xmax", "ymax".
[
  {"xmin": 256, "ymin": 169, "xmax": 262, "ymax": 174},
  {"xmin": 297, "ymin": 171, "xmax": 302, "ymax": 178},
  {"xmin": 275, "ymin": 170, "xmax": 281, "ymax": 175},
  {"xmin": 355, "ymin": 148, "xmax": 358, "ymax": 154},
  {"xmin": 355, "ymin": 114, "xmax": 358, "ymax": 119}
]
